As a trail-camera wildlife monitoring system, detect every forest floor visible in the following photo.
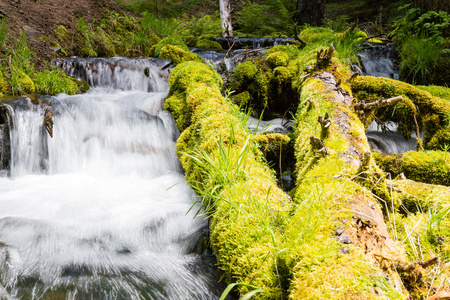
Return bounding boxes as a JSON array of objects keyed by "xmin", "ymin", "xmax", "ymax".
[{"xmin": 0, "ymin": 0, "xmax": 132, "ymax": 68}]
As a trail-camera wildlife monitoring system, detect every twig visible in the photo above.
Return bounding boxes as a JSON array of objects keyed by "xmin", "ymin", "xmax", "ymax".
[
  {"xmin": 398, "ymin": 257, "xmax": 439, "ymax": 272},
  {"xmin": 371, "ymin": 113, "xmax": 396, "ymax": 134},
  {"xmin": 222, "ymin": 40, "xmax": 235, "ymax": 62}
]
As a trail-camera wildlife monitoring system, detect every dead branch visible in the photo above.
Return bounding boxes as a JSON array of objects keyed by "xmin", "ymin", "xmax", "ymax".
[
  {"xmin": 310, "ymin": 135, "xmax": 327, "ymax": 156},
  {"xmin": 346, "ymin": 72, "xmax": 359, "ymax": 83},
  {"xmin": 222, "ymin": 40, "xmax": 236, "ymax": 62},
  {"xmin": 354, "ymin": 96, "xmax": 403, "ymax": 111},
  {"xmin": 293, "ymin": 24, "xmax": 307, "ymax": 48},
  {"xmin": 398, "ymin": 256, "xmax": 439, "ymax": 273},
  {"xmin": 318, "ymin": 112, "xmax": 331, "ymax": 139}
]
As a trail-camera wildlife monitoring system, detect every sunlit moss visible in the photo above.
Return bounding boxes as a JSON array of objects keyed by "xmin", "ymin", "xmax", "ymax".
[
  {"xmin": 195, "ymin": 39, "xmax": 222, "ymax": 49},
  {"xmin": 266, "ymin": 51, "xmax": 289, "ymax": 69},
  {"xmin": 159, "ymin": 44, "xmax": 202, "ymax": 65},
  {"xmin": 351, "ymin": 76, "xmax": 450, "ymax": 147},
  {"xmin": 373, "ymin": 150, "xmax": 450, "ymax": 186},
  {"xmin": 416, "ymin": 85, "xmax": 450, "ymax": 101}
]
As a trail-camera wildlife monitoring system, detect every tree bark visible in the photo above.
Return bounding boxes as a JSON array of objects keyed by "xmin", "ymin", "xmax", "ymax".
[
  {"xmin": 294, "ymin": 0, "xmax": 326, "ymax": 26},
  {"xmin": 219, "ymin": 0, "xmax": 233, "ymax": 37},
  {"xmin": 412, "ymin": 0, "xmax": 449, "ymax": 13}
]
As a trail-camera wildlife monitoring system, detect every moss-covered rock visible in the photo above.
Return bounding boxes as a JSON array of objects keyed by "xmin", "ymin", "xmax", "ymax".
[
  {"xmin": 266, "ymin": 51, "xmax": 289, "ymax": 69},
  {"xmin": 228, "ymin": 61, "xmax": 268, "ymax": 114},
  {"xmin": 12, "ymin": 70, "xmax": 35, "ymax": 94},
  {"xmin": 195, "ymin": 39, "xmax": 222, "ymax": 49},
  {"xmin": 33, "ymin": 70, "xmax": 80, "ymax": 95},
  {"xmin": 159, "ymin": 45, "xmax": 202, "ymax": 65},
  {"xmin": 149, "ymin": 36, "xmax": 189, "ymax": 58}
]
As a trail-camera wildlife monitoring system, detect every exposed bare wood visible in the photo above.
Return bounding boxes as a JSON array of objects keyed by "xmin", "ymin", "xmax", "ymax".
[
  {"xmin": 219, "ymin": 0, "xmax": 233, "ymax": 37},
  {"xmin": 354, "ymin": 96, "xmax": 403, "ymax": 111},
  {"xmin": 346, "ymin": 72, "xmax": 359, "ymax": 83},
  {"xmin": 398, "ymin": 256, "xmax": 439, "ymax": 272}
]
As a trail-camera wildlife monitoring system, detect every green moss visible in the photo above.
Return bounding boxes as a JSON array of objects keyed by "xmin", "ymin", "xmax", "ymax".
[
  {"xmin": 0, "ymin": 72, "xmax": 10, "ymax": 95},
  {"xmin": 416, "ymin": 85, "xmax": 450, "ymax": 101},
  {"xmin": 231, "ymin": 91, "xmax": 251, "ymax": 107},
  {"xmin": 227, "ymin": 61, "xmax": 268, "ymax": 113},
  {"xmin": 159, "ymin": 45, "xmax": 202, "ymax": 65},
  {"xmin": 299, "ymin": 27, "xmax": 336, "ymax": 45},
  {"xmin": 165, "ymin": 61, "xmax": 222, "ymax": 131},
  {"xmin": 195, "ymin": 39, "xmax": 222, "ymax": 49},
  {"xmin": 252, "ymin": 133, "xmax": 290, "ymax": 153},
  {"xmin": 266, "ymin": 51, "xmax": 289, "ymax": 69},
  {"xmin": 427, "ymin": 129, "xmax": 450, "ymax": 151},
  {"xmin": 150, "ymin": 36, "xmax": 188, "ymax": 57},
  {"xmin": 351, "ymin": 76, "xmax": 450, "ymax": 147},
  {"xmin": 54, "ymin": 25, "xmax": 70, "ymax": 43},
  {"xmin": 12, "ymin": 70, "xmax": 35, "ymax": 94},
  {"xmin": 374, "ymin": 150, "xmax": 450, "ymax": 186},
  {"xmin": 391, "ymin": 179, "xmax": 450, "ymax": 214},
  {"xmin": 33, "ymin": 70, "xmax": 79, "ymax": 95}
]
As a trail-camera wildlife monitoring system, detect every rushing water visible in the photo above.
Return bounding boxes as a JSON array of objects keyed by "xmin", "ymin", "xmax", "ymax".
[
  {"xmin": 0, "ymin": 58, "xmax": 224, "ymax": 299},
  {"xmin": 357, "ymin": 43, "xmax": 400, "ymax": 79},
  {"xmin": 366, "ymin": 121, "xmax": 417, "ymax": 154}
]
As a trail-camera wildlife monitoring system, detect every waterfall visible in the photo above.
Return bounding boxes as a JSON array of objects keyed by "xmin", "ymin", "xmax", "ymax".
[
  {"xmin": 0, "ymin": 58, "xmax": 225, "ymax": 299},
  {"xmin": 357, "ymin": 43, "xmax": 400, "ymax": 79},
  {"xmin": 366, "ymin": 121, "xmax": 417, "ymax": 154}
]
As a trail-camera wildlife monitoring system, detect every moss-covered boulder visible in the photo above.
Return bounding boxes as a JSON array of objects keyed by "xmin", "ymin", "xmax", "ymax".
[
  {"xmin": 159, "ymin": 45, "xmax": 202, "ymax": 65},
  {"xmin": 195, "ymin": 39, "xmax": 222, "ymax": 49},
  {"xmin": 266, "ymin": 51, "xmax": 289, "ymax": 69},
  {"xmin": 149, "ymin": 36, "xmax": 189, "ymax": 58},
  {"xmin": 228, "ymin": 61, "xmax": 268, "ymax": 114}
]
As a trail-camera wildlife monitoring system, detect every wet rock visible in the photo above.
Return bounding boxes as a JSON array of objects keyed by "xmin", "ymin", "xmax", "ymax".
[{"xmin": 0, "ymin": 104, "xmax": 11, "ymax": 174}]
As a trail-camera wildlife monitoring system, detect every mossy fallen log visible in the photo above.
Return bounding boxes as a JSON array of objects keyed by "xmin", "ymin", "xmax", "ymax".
[
  {"xmin": 350, "ymin": 76, "xmax": 450, "ymax": 149},
  {"xmin": 165, "ymin": 60, "xmax": 292, "ymax": 298},
  {"xmin": 373, "ymin": 150, "xmax": 450, "ymax": 186},
  {"xmin": 289, "ymin": 49, "xmax": 408, "ymax": 298},
  {"xmin": 164, "ymin": 36, "xmax": 450, "ymax": 298}
]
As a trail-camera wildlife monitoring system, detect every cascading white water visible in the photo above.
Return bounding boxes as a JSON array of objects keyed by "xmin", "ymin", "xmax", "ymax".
[
  {"xmin": 357, "ymin": 43, "xmax": 400, "ymax": 79},
  {"xmin": 0, "ymin": 58, "xmax": 224, "ymax": 299}
]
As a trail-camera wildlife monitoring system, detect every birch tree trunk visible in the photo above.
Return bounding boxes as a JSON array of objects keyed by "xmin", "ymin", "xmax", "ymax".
[{"xmin": 219, "ymin": 0, "xmax": 233, "ymax": 37}]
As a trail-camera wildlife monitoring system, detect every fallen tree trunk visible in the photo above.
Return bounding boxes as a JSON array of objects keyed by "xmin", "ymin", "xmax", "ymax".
[{"xmin": 288, "ymin": 49, "xmax": 409, "ymax": 298}]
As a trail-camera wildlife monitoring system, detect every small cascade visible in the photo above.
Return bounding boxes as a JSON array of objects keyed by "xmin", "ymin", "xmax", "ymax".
[
  {"xmin": 212, "ymin": 37, "xmax": 296, "ymax": 49},
  {"xmin": 247, "ymin": 116, "xmax": 294, "ymax": 135},
  {"xmin": 57, "ymin": 57, "xmax": 170, "ymax": 92},
  {"xmin": 357, "ymin": 43, "xmax": 400, "ymax": 79},
  {"xmin": 0, "ymin": 58, "xmax": 225, "ymax": 299},
  {"xmin": 192, "ymin": 48, "xmax": 265, "ymax": 73},
  {"xmin": 366, "ymin": 121, "xmax": 417, "ymax": 154}
]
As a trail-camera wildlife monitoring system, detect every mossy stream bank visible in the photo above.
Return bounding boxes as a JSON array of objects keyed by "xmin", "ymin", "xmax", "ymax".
[{"xmin": 164, "ymin": 31, "xmax": 450, "ymax": 298}]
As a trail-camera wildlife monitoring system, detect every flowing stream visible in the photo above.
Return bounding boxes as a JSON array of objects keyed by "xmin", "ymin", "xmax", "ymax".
[{"xmin": 0, "ymin": 58, "xmax": 224, "ymax": 299}]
